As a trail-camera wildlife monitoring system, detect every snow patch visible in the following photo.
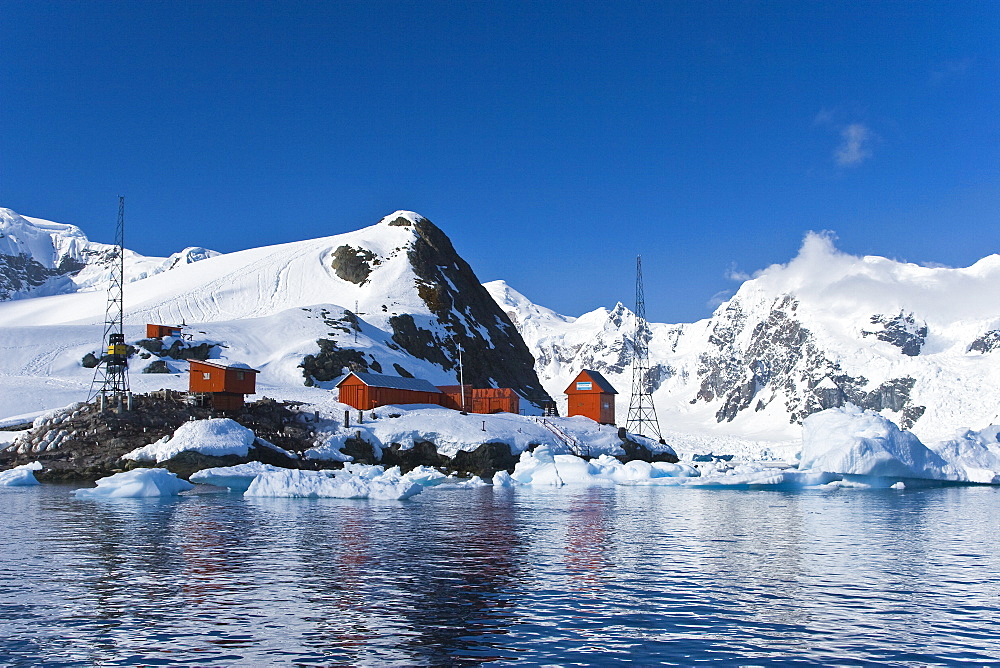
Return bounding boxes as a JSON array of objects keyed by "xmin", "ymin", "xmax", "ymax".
[{"xmin": 125, "ymin": 418, "xmax": 256, "ymax": 463}]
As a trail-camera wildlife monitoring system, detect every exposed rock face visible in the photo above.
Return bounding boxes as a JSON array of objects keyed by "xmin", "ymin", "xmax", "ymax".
[
  {"xmin": 0, "ymin": 254, "xmax": 83, "ymax": 300},
  {"xmin": 862, "ymin": 311, "xmax": 927, "ymax": 356},
  {"xmin": 136, "ymin": 338, "xmax": 215, "ymax": 361},
  {"xmin": 0, "ymin": 395, "xmax": 315, "ymax": 480},
  {"xmin": 330, "ymin": 245, "xmax": 378, "ymax": 285},
  {"xmin": 301, "ymin": 339, "xmax": 371, "ymax": 383},
  {"xmin": 691, "ymin": 295, "xmax": 926, "ymax": 428},
  {"xmin": 969, "ymin": 330, "xmax": 1000, "ymax": 353},
  {"xmin": 386, "ymin": 216, "xmax": 551, "ymax": 408}
]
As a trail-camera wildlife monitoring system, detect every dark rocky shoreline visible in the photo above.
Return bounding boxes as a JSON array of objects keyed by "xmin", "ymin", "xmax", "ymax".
[{"xmin": 0, "ymin": 392, "xmax": 677, "ymax": 483}]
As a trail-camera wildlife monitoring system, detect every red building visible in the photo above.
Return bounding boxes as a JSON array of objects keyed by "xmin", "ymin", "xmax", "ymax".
[
  {"xmin": 336, "ymin": 373, "xmax": 522, "ymax": 414},
  {"xmin": 336, "ymin": 372, "xmax": 443, "ymax": 410},
  {"xmin": 189, "ymin": 360, "xmax": 259, "ymax": 410},
  {"xmin": 438, "ymin": 385, "xmax": 520, "ymax": 414},
  {"xmin": 146, "ymin": 324, "xmax": 183, "ymax": 338},
  {"xmin": 564, "ymin": 369, "xmax": 618, "ymax": 425}
]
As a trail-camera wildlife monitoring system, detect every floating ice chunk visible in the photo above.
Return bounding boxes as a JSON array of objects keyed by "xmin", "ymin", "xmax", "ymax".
[
  {"xmin": 801, "ymin": 405, "xmax": 958, "ymax": 481},
  {"xmin": 125, "ymin": 418, "xmax": 256, "ymax": 463},
  {"xmin": 928, "ymin": 426, "xmax": 1000, "ymax": 484},
  {"xmin": 509, "ymin": 447, "xmax": 700, "ymax": 487},
  {"xmin": 0, "ymin": 461, "xmax": 42, "ymax": 486},
  {"xmin": 74, "ymin": 468, "xmax": 195, "ymax": 498},
  {"xmin": 400, "ymin": 465, "xmax": 449, "ymax": 487},
  {"xmin": 492, "ymin": 470, "xmax": 516, "ymax": 487},
  {"xmin": 245, "ymin": 468, "xmax": 422, "ymax": 500},
  {"xmin": 455, "ymin": 475, "xmax": 489, "ymax": 487},
  {"xmin": 190, "ymin": 462, "xmax": 287, "ymax": 492},
  {"xmin": 510, "ymin": 445, "xmax": 564, "ymax": 486},
  {"xmin": 891, "ymin": 481, "xmax": 906, "ymax": 490}
]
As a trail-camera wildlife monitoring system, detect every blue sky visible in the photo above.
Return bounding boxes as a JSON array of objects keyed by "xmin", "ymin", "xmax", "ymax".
[{"xmin": 3, "ymin": 1, "xmax": 998, "ymax": 322}]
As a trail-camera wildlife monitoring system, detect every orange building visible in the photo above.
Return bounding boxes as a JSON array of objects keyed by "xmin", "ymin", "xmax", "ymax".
[
  {"xmin": 437, "ymin": 385, "xmax": 519, "ymax": 414},
  {"xmin": 146, "ymin": 324, "xmax": 183, "ymax": 338},
  {"xmin": 336, "ymin": 372, "xmax": 443, "ymax": 410},
  {"xmin": 564, "ymin": 369, "xmax": 618, "ymax": 425},
  {"xmin": 189, "ymin": 360, "xmax": 259, "ymax": 410}
]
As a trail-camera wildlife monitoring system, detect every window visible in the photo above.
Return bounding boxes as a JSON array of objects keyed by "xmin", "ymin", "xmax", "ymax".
[
  {"xmin": 236, "ymin": 371, "xmax": 245, "ymax": 380},
  {"xmin": 203, "ymin": 372, "xmax": 211, "ymax": 380}
]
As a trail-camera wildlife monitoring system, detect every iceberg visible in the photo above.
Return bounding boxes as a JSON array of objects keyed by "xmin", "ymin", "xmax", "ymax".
[
  {"xmin": 74, "ymin": 468, "xmax": 195, "ymax": 498},
  {"xmin": 802, "ymin": 405, "xmax": 962, "ymax": 482},
  {"xmin": 190, "ymin": 462, "xmax": 288, "ymax": 492},
  {"xmin": 507, "ymin": 446, "xmax": 699, "ymax": 487},
  {"xmin": 0, "ymin": 461, "xmax": 42, "ymax": 486},
  {"xmin": 245, "ymin": 468, "xmax": 422, "ymax": 500}
]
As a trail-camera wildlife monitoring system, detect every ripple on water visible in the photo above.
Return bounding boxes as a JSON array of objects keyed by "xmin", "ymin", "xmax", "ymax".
[{"xmin": 1, "ymin": 485, "xmax": 999, "ymax": 665}]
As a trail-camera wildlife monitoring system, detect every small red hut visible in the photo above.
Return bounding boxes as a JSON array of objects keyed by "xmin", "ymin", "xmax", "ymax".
[
  {"xmin": 336, "ymin": 372, "xmax": 443, "ymax": 410},
  {"xmin": 189, "ymin": 360, "xmax": 259, "ymax": 410},
  {"xmin": 146, "ymin": 324, "xmax": 183, "ymax": 339},
  {"xmin": 564, "ymin": 369, "xmax": 618, "ymax": 425}
]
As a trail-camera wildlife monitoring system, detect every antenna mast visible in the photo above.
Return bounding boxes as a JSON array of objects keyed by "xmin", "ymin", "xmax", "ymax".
[
  {"xmin": 626, "ymin": 255, "xmax": 662, "ymax": 441},
  {"xmin": 88, "ymin": 196, "xmax": 131, "ymax": 405}
]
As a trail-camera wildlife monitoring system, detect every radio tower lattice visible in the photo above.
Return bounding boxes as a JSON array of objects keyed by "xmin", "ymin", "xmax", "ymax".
[
  {"xmin": 88, "ymin": 196, "xmax": 131, "ymax": 405},
  {"xmin": 626, "ymin": 255, "xmax": 662, "ymax": 441}
]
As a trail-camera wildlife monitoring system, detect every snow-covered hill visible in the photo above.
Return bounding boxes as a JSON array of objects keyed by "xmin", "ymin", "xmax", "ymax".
[
  {"xmin": 0, "ymin": 209, "xmax": 550, "ymax": 420},
  {"xmin": 488, "ymin": 232, "xmax": 1000, "ymax": 445}
]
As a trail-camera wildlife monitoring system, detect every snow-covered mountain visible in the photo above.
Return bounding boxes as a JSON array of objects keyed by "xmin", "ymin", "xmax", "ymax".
[
  {"xmin": 0, "ymin": 208, "xmax": 218, "ymax": 299},
  {"xmin": 488, "ymin": 232, "xmax": 1000, "ymax": 444},
  {"xmin": 0, "ymin": 208, "xmax": 550, "ymax": 420},
  {"xmin": 4, "ymin": 206, "xmax": 998, "ymax": 449}
]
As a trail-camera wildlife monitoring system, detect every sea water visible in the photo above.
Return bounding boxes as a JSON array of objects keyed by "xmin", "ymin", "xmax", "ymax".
[{"xmin": 1, "ymin": 483, "xmax": 998, "ymax": 666}]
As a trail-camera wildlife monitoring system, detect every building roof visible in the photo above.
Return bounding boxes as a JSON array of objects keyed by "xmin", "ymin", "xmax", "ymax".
[
  {"xmin": 564, "ymin": 369, "xmax": 618, "ymax": 394},
  {"xmin": 190, "ymin": 359, "xmax": 260, "ymax": 373},
  {"xmin": 337, "ymin": 371, "xmax": 442, "ymax": 394}
]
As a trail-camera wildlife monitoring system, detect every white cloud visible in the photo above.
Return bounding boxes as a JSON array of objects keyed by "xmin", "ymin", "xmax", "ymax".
[
  {"xmin": 725, "ymin": 262, "xmax": 752, "ymax": 281},
  {"xmin": 707, "ymin": 290, "xmax": 733, "ymax": 309},
  {"xmin": 834, "ymin": 123, "xmax": 873, "ymax": 167}
]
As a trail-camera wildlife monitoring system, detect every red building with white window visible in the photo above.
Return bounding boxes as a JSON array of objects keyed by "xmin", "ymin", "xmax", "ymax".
[
  {"xmin": 564, "ymin": 369, "xmax": 617, "ymax": 425},
  {"xmin": 189, "ymin": 359, "xmax": 259, "ymax": 410}
]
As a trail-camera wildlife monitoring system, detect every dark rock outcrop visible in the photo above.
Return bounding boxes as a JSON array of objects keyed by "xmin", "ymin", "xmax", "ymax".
[
  {"xmin": 693, "ymin": 294, "xmax": 926, "ymax": 427},
  {"xmin": 331, "ymin": 245, "xmax": 378, "ymax": 285},
  {"xmin": 0, "ymin": 253, "xmax": 84, "ymax": 300},
  {"xmin": 387, "ymin": 215, "xmax": 552, "ymax": 408},
  {"xmin": 969, "ymin": 330, "xmax": 1000, "ymax": 354},
  {"xmin": 0, "ymin": 394, "xmax": 319, "ymax": 481},
  {"xmin": 300, "ymin": 339, "xmax": 370, "ymax": 384},
  {"xmin": 862, "ymin": 312, "xmax": 927, "ymax": 356}
]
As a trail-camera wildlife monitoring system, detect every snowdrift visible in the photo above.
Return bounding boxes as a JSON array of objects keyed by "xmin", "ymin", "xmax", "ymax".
[
  {"xmin": 305, "ymin": 403, "xmax": 671, "ymax": 461},
  {"xmin": 125, "ymin": 418, "xmax": 256, "ymax": 463}
]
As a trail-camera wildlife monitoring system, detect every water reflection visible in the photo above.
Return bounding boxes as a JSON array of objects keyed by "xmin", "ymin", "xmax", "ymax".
[{"xmin": 1, "ymin": 485, "xmax": 999, "ymax": 666}]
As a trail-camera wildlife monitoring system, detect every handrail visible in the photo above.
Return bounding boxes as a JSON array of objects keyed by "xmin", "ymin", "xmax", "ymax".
[{"xmin": 533, "ymin": 417, "xmax": 589, "ymax": 458}]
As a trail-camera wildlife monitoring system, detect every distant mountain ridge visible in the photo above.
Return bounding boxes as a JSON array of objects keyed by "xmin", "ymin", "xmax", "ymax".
[
  {"xmin": 488, "ymin": 233, "xmax": 1000, "ymax": 443},
  {"xmin": 0, "ymin": 207, "xmax": 218, "ymax": 300}
]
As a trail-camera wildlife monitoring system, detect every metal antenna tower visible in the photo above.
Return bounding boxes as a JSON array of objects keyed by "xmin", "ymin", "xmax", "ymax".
[
  {"xmin": 626, "ymin": 255, "xmax": 663, "ymax": 441},
  {"xmin": 88, "ymin": 196, "xmax": 131, "ymax": 405}
]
